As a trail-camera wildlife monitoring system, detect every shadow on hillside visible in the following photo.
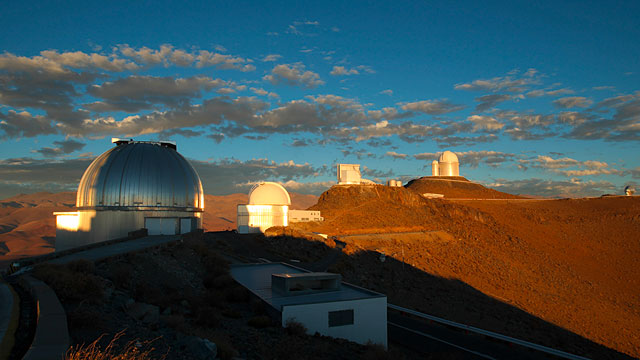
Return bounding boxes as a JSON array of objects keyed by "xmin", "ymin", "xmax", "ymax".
[{"xmin": 212, "ymin": 231, "xmax": 634, "ymax": 360}]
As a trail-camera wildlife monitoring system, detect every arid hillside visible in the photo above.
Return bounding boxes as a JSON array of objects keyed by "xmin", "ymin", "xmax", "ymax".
[
  {"xmin": 405, "ymin": 176, "xmax": 525, "ymax": 199},
  {"xmin": 0, "ymin": 191, "xmax": 318, "ymax": 260},
  {"xmin": 295, "ymin": 184, "xmax": 640, "ymax": 358}
]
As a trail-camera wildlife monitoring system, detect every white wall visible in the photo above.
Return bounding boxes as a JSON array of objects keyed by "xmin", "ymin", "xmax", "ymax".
[
  {"xmin": 281, "ymin": 297, "xmax": 387, "ymax": 348},
  {"xmin": 56, "ymin": 209, "xmax": 201, "ymax": 251}
]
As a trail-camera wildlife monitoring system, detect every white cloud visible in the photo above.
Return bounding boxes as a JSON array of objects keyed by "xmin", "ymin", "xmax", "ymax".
[
  {"xmin": 261, "ymin": 54, "xmax": 282, "ymax": 62},
  {"xmin": 401, "ymin": 100, "xmax": 465, "ymax": 115},
  {"xmin": 467, "ymin": 115, "xmax": 504, "ymax": 131},
  {"xmin": 263, "ymin": 63, "xmax": 324, "ymax": 88},
  {"xmin": 553, "ymin": 96, "xmax": 593, "ymax": 109}
]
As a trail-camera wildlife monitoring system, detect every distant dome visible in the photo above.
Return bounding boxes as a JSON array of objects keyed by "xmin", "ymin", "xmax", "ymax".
[
  {"xmin": 438, "ymin": 151, "xmax": 459, "ymax": 163},
  {"xmin": 248, "ymin": 182, "xmax": 291, "ymax": 205},
  {"xmin": 77, "ymin": 141, "xmax": 204, "ymax": 210}
]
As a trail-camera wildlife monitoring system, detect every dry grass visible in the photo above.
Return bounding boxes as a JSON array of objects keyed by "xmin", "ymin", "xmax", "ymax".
[{"xmin": 65, "ymin": 330, "xmax": 165, "ymax": 360}]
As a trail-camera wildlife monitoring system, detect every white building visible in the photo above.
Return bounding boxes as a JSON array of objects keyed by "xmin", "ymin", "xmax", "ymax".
[
  {"xmin": 54, "ymin": 139, "xmax": 204, "ymax": 251},
  {"xmin": 237, "ymin": 182, "xmax": 291, "ymax": 234},
  {"xmin": 237, "ymin": 182, "xmax": 324, "ymax": 233},
  {"xmin": 337, "ymin": 164, "xmax": 377, "ymax": 185},
  {"xmin": 337, "ymin": 164, "xmax": 362, "ymax": 184},
  {"xmin": 289, "ymin": 210, "xmax": 324, "ymax": 223},
  {"xmin": 431, "ymin": 151, "xmax": 460, "ymax": 177},
  {"xmin": 231, "ymin": 263, "xmax": 387, "ymax": 348}
]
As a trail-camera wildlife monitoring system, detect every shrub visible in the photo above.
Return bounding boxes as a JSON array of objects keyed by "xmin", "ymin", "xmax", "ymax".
[
  {"xmin": 284, "ymin": 319, "xmax": 307, "ymax": 336},
  {"xmin": 33, "ymin": 264, "xmax": 103, "ymax": 303},
  {"xmin": 109, "ymin": 263, "xmax": 133, "ymax": 289},
  {"xmin": 247, "ymin": 315, "xmax": 272, "ymax": 328},
  {"xmin": 225, "ymin": 286, "xmax": 249, "ymax": 303},
  {"xmin": 68, "ymin": 307, "xmax": 105, "ymax": 329},
  {"xmin": 194, "ymin": 306, "xmax": 220, "ymax": 328},
  {"xmin": 65, "ymin": 330, "xmax": 165, "ymax": 360},
  {"xmin": 203, "ymin": 274, "xmax": 235, "ymax": 289},
  {"xmin": 66, "ymin": 259, "xmax": 95, "ymax": 274}
]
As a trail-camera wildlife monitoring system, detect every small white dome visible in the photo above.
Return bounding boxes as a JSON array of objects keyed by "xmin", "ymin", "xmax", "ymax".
[
  {"xmin": 248, "ymin": 182, "xmax": 291, "ymax": 205},
  {"xmin": 438, "ymin": 151, "xmax": 459, "ymax": 163}
]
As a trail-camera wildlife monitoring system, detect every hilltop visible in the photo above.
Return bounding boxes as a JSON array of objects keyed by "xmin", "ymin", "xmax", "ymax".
[
  {"xmin": 293, "ymin": 184, "xmax": 640, "ymax": 358},
  {"xmin": 405, "ymin": 176, "xmax": 525, "ymax": 199}
]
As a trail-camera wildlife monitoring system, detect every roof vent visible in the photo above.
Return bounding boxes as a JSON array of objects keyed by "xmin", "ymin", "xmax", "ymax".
[{"xmin": 272, "ymin": 272, "xmax": 341, "ymax": 296}]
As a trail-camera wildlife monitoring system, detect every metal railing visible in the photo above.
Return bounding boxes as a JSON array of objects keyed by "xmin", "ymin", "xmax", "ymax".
[{"xmin": 388, "ymin": 304, "xmax": 590, "ymax": 360}]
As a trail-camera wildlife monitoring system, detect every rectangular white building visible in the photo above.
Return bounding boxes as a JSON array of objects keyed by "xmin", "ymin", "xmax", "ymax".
[
  {"xmin": 230, "ymin": 263, "xmax": 387, "ymax": 348},
  {"xmin": 288, "ymin": 210, "xmax": 324, "ymax": 223},
  {"xmin": 337, "ymin": 164, "xmax": 362, "ymax": 184}
]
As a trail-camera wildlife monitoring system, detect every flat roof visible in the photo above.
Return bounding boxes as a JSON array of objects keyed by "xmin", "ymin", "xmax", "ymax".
[{"xmin": 230, "ymin": 263, "xmax": 385, "ymax": 311}]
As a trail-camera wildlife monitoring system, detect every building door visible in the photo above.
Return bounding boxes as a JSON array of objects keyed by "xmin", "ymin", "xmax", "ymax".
[
  {"xmin": 145, "ymin": 218, "xmax": 178, "ymax": 235},
  {"xmin": 180, "ymin": 218, "xmax": 192, "ymax": 234}
]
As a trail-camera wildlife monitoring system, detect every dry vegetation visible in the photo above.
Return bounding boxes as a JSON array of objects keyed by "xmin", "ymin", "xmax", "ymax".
[{"xmin": 31, "ymin": 234, "xmax": 409, "ymax": 359}]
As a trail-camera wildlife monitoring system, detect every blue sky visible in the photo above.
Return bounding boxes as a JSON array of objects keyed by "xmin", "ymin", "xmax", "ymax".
[{"xmin": 1, "ymin": 0, "xmax": 639, "ymax": 198}]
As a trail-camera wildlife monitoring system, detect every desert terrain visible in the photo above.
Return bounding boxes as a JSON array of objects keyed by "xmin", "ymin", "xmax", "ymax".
[
  {"xmin": 289, "ymin": 183, "xmax": 639, "ymax": 358},
  {"xmin": 0, "ymin": 191, "xmax": 318, "ymax": 261},
  {"xmin": 2, "ymin": 180, "xmax": 639, "ymax": 358}
]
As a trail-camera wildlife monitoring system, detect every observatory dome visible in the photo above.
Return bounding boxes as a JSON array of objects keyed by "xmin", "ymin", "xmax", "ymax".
[
  {"xmin": 248, "ymin": 182, "xmax": 291, "ymax": 205},
  {"xmin": 438, "ymin": 151, "xmax": 459, "ymax": 163},
  {"xmin": 76, "ymin": 141, "xmax": 204, "ymax": 210}
]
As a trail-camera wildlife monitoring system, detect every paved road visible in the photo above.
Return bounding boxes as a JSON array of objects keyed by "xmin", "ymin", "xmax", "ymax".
[
  {"xmin": 388, "ymin": 311, "xmax": 541, "ymax": 359},
  {"xmin": 0, "ymin": 280, "xmax": 16, "ymax": 351},
  {"xmin": 48, "ymin": 235, "xmax": 180, "ymax": 265}
]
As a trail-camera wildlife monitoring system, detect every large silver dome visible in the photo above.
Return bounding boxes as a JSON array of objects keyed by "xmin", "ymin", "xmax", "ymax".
[{"xmin": 77, "ymin": 141, "xmax": 204, "ymax": 210}]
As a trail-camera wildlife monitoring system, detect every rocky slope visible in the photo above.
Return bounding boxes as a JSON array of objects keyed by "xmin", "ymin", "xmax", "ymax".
[{"xmin": 294, "ymin": 184, "xmax": 640, "ymax": 358}]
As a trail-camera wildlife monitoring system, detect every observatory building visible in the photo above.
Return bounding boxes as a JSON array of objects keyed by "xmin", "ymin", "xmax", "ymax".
[
  {"xmin": 231, "ymin": 263, "xmax": 387, "ymax": 348},
  {"xmin": 54, "ymin": 138, "xmax": 204, "ymax": 251},
  {"xmin": 237, "ymin": 182, "xmax": 291, "ymax": 234},
  {"xmin": 431, "ymin": 151, "xmax": 460, "ymax": 177},
  {"xmin": 237, "ymin": 182, "xmax": 323, "ymax": 234},
  {"xmin": 337, "ymin": 164, "xmax": 377, "ymax": 185}
]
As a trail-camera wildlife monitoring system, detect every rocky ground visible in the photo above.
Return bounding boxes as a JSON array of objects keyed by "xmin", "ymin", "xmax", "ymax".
[{"xmin": 30, "ymin": 233, "xmax": 415, "ymax": 360}]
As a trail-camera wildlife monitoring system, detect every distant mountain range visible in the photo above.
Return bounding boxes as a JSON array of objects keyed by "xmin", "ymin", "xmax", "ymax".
[{"xmin": 0, "ymin": 191, "xmax": 318, "ymax": 261}]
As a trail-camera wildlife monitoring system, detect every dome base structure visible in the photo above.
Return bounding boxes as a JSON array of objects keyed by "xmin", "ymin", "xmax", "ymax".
[{"xmin": 55, "ymin": 139, "xmax": 204, "ymax": 251}]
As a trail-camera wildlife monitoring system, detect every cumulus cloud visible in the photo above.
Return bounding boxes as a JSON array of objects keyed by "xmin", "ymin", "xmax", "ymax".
[
  {"xmin": 34, "ymin": 139, "xmax": 85, "ymax": 157},
  {"xmin": 467, "ymin": 115, "xmax": 504, "ymax": 131},
  {"xmin": 525, "ymin": 88, "xmax": 574, "ymax": 98},
  {"xmin": 454, "ymin": 69, "xmax": 540, "ymax": 93},
  {"xmin": 263, "ymin": 63, "xmax": 324, "ymax": 88},
  {"xmin": 191, "ymin": 157, "xmax": 326, "ymax": 195},
  {"xmin": 553, "ymin": 96, "xmax": 593, "ymax": 109},
  {"xmin": 86, "ymin": 75, "xmax": 225, "ymax": 112},
  {"xmin": 414, "ymin": 150, "xmax": 514, "ymax": 168},
  {"xmin": 474, "ymin": 94, "xmax": 512, "ymax": 111},
  {"xmin": 261, "ymin": 54, "xmax": 282, "ymax": 62},
  {"xmin": 330, "ymin": 65, "xmax": 374, "ymax": 76},
  {"xmin": 380, "ymin": 89, "xmax": 393, "ymax": 96},
  {"xmin": 385, "ymin": 151, "xmax": 408, "ymax": 159},
  {"xmin": 488, "ymin": 178, "xmax": 618, "ymax": 198},
  {"xmin": 401, "ymin": 100, "xmax": 465, "ymax": 115},
  {"xmin": 117, "ymin": 44, "xmax": 255, "ymax": 71},
  {"xmin": 0, "ymin": 110, "xmax": 57, "ymax": 138},
  {"xmin": 518, "ymin": 155, "xmax": 624, "ymax": 177}
]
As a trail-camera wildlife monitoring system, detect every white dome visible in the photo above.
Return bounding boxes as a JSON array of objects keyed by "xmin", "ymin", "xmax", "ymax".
[
  {"xmin": 438, "ymin": 151, "xmax": 459, "ymax": 163},
  {"xmin": 248, "ymin": 182, "xmax": 291, "ymax": 205}
]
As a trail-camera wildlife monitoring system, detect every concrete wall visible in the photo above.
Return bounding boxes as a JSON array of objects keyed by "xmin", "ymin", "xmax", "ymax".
[
  {"xmin": 281, "ymin": 297, "xmax": 387, "ymax": 348},
  {"xmin": 56, "ymin": 209, "xmax": 201, "ymax": 251}
]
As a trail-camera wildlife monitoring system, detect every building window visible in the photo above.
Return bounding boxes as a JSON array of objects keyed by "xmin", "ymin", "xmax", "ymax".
[{"xmin": 328, "ymin": 309, "xmax": 354, "ymax": 327}]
